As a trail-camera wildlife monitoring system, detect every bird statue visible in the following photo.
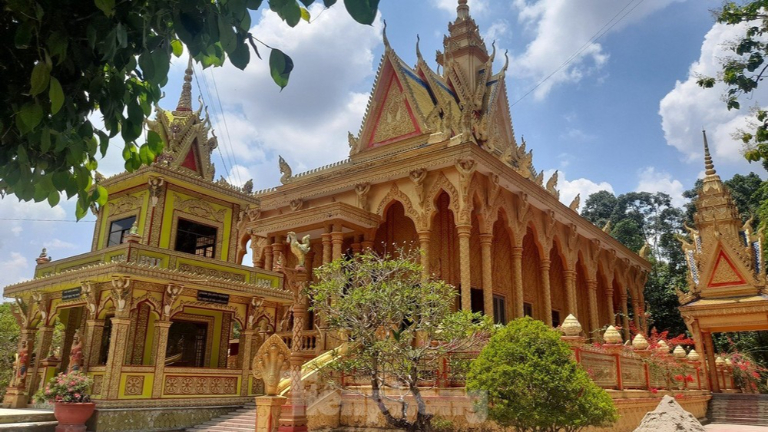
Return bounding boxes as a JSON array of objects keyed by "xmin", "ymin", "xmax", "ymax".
[
  {"xmin": 286, "ymin": 231, "xmax": 311, "ymax": 269},
  {"xmin": 638, "ymin": 243, "xmax": 651, "ymax": 260}
]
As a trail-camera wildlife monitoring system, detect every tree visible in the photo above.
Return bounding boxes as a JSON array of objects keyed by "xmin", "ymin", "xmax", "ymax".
[
  {"xmin": 0, "ymin": 303, "xmax": 21, "ymax": 399},
  {"xmin": 1, "ymin": 0, "xmax": 379, "ymax": 217},
  {"xmin": 466, "ymin": 318, "xmax": 617, "ymax": 432},
  {"xmin": 697, "ymin": 1, "xmax": 768, "ymax": 166},
  {"xmin": 308, "ymin": 248, "xmax": 490, "ymax": 432},
  {"xmin": 581, "ymin": 190, "xmax": 688, "ymax": 335}
]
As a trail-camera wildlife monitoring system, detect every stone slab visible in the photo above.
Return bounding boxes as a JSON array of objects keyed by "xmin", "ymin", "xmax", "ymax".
[{"xmin": 0, "ymin": 408, "xmax": 56, "ymax": 424}]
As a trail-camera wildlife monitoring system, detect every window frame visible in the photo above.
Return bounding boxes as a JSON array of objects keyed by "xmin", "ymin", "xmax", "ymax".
[
  {"xmin": 107, "ymin": 215, "xmax": 137, "ymax": 247},
  {"xmin": 174, "ymin": 218, "xmax": 218, "ymax": 258},
  {"xmin": 169, "ymin": 211, "xmax": 224, "ymax": 260}
]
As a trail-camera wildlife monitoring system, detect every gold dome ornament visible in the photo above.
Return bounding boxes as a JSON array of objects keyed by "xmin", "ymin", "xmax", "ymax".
[
  {"xmin": 632, "ymin": 333, "xmax": 649, "ymax": 351},
  {"xmin": 560, "ymin": 314, "xmax": 582, "ymax": 337},
  {"xmin": 715, "ymin": 356, "xmax": 725, "ymax": 367},
  {"xmin": 686, "ymin": 349, "xmax": 700, "ymax": 362},
  {"xmin": 673, "ymin": 345, "xmax": 687, "ymax": 359},
  {"xmin": 603, "ymin": 326, "xmax": 623, "ymax": 345},
  {"xmin": 725, "ymin": 358, "xmax": 733, "ymax": 367},
  {"xmin": 655, "ymin": 339, "xmax": 669, "ymax": 355}
]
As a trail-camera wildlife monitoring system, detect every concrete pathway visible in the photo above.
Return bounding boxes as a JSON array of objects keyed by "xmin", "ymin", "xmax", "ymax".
[{"xmin": 705, "ymin": 425, "xmax": 768, "ymax": 431}]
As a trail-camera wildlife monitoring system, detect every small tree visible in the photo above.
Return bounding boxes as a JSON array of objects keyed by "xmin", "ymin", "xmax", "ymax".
[
  {"xmin": 466, "ymin": 318, "xmax": 617, "ymax": 432},
  {"xmin": 309, "ymin": 248, "xmax": 490, "ymax": 432}
]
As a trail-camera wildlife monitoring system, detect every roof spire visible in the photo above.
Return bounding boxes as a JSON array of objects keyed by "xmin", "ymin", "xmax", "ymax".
[
  {"xmin": 176, "ymin": 55, "xmax": 194, "ymax": 112},
  {"xmin": 457, "ymin": 0, "xmax": 469, "ymax": 19},
  {"xmin": 703, "ymin": 130, "xmax": 717, "ymax": 177}
]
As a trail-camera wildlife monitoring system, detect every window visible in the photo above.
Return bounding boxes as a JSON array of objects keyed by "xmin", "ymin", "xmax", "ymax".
[
  {"xmin": 470, "ymin": 288, "xmax": 484, "ymax": 314},
  {"xmin": 99, "ymin": 315, "xmax": 114, "ymax": 365},
  {"xmin": 107, "ymin": 216, "xmax": 136, "ymax": 246},
  {"xmin": 167, "ymin": 321, "xmax": 208, "ymax": 367},
  {"xmin": 493, "ymin": 295, "xmax": 506, "ymax": 325},
  {"xmin": 552, "ymin": 310, "xmax": 561, "ymax": 328},
  {"xmin": 523, "ymin": 302, "xmax": 533, "ymax": 318},
  {"xmin": 175, "ymin": 219, "xmax": 217, "ymax": 258}
]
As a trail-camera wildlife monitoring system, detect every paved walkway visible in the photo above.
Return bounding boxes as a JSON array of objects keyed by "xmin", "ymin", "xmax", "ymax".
[{"xmin": 705, "ymin": 425, "xmax": 768, "ymax": 431}]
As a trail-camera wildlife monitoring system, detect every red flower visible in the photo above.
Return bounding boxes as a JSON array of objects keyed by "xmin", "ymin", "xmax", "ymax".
[
  {"xmin": 675, "ymin": 393, "xmax": 684, "ymax": 399},
  {"xmin": 674, "ymin": 374, "xmax": 684, "ymax": 381},
  {"xmin": 650, "ymin": 388, "xmax": 658, "ymax": 394},
  {"xmin": 685, "ymin": 375, "xmax": 694, "ymax": 382}
]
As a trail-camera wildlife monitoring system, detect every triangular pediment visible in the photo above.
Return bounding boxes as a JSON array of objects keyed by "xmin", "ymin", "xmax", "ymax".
[
  {"xmin": 706, "ymin": 249, "xmax": 747, "ymax": 288},
  {"xmin": 146, "ymin": 107, "xmax": 217, "ymax": 181},
  {"xmin": 352, "ymin": 50, "xmax": 434, "ymax": 154}
]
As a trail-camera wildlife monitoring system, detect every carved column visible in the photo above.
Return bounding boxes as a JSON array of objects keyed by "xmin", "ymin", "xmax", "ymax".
[
  {"xmin": 321, "ymin": 227, "xmax": 332, "ymax": 264},
  {"xmin": 151, "ymin": 321, "xmax": 172, "ymax": 398},
  {"xmin": 564, "ymin": 270, "xmax": 577, "ymax": 318},
  {"xmin": 418, "ymin": 231, "xmax": 431, "ymax": 281},
  {"xmin": 587, "ymin": 278, "xmax": 599, "ymax": 340},
  {"xmin": 606, "ymin": 287, "xmax": 615, "ymax": 326},
  {"xmin": 272, "ymin": 236, "xmax": 285, "ymax": 269},
  {"xmin": 239, "ymin": 329, "xmax": 256, "ymax": 396},
  {"xmin": 703, "ymin": 332, "xmax": 720, "ymax": 393},
  {"xmin": 350, "ymin": 235, "xmax": 362, "ymax": 255},
  {"xmin": 480, "ymin": 234, "xmax": 494, "ymax": 319},
  {"xmin": 84, "ymin": 320, "xmax": 106, "ymax": 369},
  {"xmin": 28, "ymin": 326, "xmax": 54, "ymax": 395},
  {"xmin": 253, "ymin": 235, "xmax": 265, "ymax": 269},
  {"xmin": 457, "ymin": 224, "xmax": 472, "ymax": 312},
  {"xmin": 512, "ymin": 247, "xmax": 524, "ymax": 318},
  {"xmin": 265, "ymin": 240, "xmax": 274, "ymax": 273},
  {"xmin": 637, "ymin": 276, "xmax": 648, "ymax": 333},
  {"xmin": 60, "ymin": 308, "xmax": 83, "ymax": 373},
  {"xmin": 620, "ymin": 292, "xmax": 630, "ymax": 340},
  {"xmin": 279, "ymin": 268, "xmax": 309, "ymax": 432},
  {"xmin": 103, "ymin": 277, "xmax": 132, "ymax": 400},
  {"xmin": 540, "ymin": 259, "xmax": 553, "ymax": 326},
  {"xmin": 331, "ymin": 224, "xmax": 344, "ymax": 261}
]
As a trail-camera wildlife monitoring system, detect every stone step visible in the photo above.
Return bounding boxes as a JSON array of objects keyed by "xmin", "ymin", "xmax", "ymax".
[{"xmin": 0, "ymin": 421, "xmax": 57, "ymax": 431}]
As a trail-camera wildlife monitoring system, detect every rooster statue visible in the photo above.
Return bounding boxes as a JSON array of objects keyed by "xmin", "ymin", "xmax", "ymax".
[{"xmin": 286, "ymin": 231, "xmax": 311, "ymax": 269}]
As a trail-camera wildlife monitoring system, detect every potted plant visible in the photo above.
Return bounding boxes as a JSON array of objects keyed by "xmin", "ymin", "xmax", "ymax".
[{"xmin": 34, "ymin": 371, "xmax": 95, "ymax": 431}]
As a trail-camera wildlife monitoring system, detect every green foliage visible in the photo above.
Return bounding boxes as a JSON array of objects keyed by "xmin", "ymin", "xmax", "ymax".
[
  {"xmin": 466, "ymin": 318, "xmax": 617, "ymax": 432},
  {"xmin": 0, "ymin": 303, "xmax": 20, "ymax": 399},
  {"xmin": 697, "ymin": 1, "xmax": 768, "ymax": 165},
  {"xmin": 0, "ymin": 0, "xmax": 379, "ymax": 216},
  {"xmin": 308, "ymin": 248, "xmax": 491, "ymax": 432},
  {"xmin": 581, "ymin": 190, "xmax": 687, "ymax": 335},
  {"xmin": 34, "ymin": 371, "xmax": 93, "ymax": 403}
]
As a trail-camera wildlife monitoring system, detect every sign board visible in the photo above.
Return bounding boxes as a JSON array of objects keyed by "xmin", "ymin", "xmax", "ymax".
[
  {"xmin": 197, "ymin": 290, "xmax": 229, "ymax": 305},
  {"xmin": 62, "ymin": 287, "xmax": 82, "ymax": 301}
]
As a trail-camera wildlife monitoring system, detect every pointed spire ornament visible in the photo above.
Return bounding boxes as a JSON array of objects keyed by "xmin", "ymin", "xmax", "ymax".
[
  {"xmin": 176, "ymin": 56, "xmax": 194, "ymax": 112},
  {"xmin": 382, "ymin": 20, "xmax": 391, "ymax": 51},
  {"xmin": 632, "ymin": 333, "xmax": 649, "ymax": 351},
  {"xmin": 457, "ymin": 0, "xmax": 469, "ymax": 19},
  {"xmin": 686, "ymin": 349, "xmax": 700, "ymax": 362},
  {"xmin": 703, "ymin": 130, "xmax": 716, "ymax": 177},
  {"xmin": 560, "ymin": 314, "xmax": 582, "ymax": 336}
]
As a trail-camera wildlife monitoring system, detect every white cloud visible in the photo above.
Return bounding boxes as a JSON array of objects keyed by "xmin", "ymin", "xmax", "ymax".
[
  {"xmin": 511, "ymin": 0, "xmax": 682, "ymax": 99},
  {"xmin": 659, "ymin": 18, "xmax": 768, "ymax": 171},
  {"xmin": 45, "ymin": 238, "xmax": 77, "ymax": 250},
  {"xmin": 483, "ymin": 20, "xmax": 510, "ymax": 42},
  {"xmin": 225, "ymin": 165, "xmax": 254, "ymax": 187},
  {"xmin": 206, "ymin": 5, "xmax": 382, "ymax": 189},
  {"xmin": 635, "ymin": 167, "xmax": 687, "ymax": 208},
  {"xmin": 0, "ymin": 198, "xmax": 66, "ymax": 249},
  {"xmin": 559, "ymin": 128, "xmax": 595, "ymax": 142},
  {"xmin": 0, "ymin": 252, "xmax": 30, "ymax": 288},
  {"xmin": 544, "ymin": 169, "xmax": 614, "ymax": 211}
]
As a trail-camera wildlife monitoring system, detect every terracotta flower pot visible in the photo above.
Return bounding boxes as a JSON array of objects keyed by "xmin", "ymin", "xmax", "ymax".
[{"xmin": 53, "ymin": 402, "xmax": 95, "ymax": 432}]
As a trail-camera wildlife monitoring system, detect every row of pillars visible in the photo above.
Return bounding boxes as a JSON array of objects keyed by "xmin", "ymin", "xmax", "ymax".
[{"xmin": 254, "ymin": 223, "xmax": 644, "ymax": 340}]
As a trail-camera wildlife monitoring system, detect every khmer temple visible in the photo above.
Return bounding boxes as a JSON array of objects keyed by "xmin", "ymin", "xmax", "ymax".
[
  {"xmin": 2, "ymin": 2, "xmax": 720, "ymax": 431},
  {"xmin": 677, "ymin": 131, "xmax": 768, "ymax": 393}
]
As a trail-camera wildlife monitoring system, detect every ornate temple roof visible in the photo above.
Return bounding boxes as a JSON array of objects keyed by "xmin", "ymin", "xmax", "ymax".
[
  {"xmin": 347, "ymin": 0, "xmax": 540, "ymax": 183},
  {"xmin": 678, "ymin": 131, "xmax": 765, "ymax": 304}
]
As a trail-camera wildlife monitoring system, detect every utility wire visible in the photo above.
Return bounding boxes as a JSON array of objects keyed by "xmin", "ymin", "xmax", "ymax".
[
  {"xmin": 191, "ymin": 62, "xmax": 232, "ymax": 179},
  {"xmin": 208, "ymin": 67, "xmax": 242, "ymax": 185},
  {"xmin": 511, "ymin": 0, "xmax": 645, "ymax": 107}
]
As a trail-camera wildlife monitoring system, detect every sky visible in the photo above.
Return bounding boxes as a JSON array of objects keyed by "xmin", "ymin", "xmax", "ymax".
[{"xmin": 2, "ymin": 0, "xmax": 767, "ymax": 290}]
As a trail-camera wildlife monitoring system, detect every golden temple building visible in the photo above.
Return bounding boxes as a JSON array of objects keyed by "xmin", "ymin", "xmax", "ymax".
[
  {"xmin": 678, "ymin": 131, "xmax": 768, "ymax": 393},
  {"xmin": 1, "ymin": 1, "xmax": 704, "ymax": 430}
]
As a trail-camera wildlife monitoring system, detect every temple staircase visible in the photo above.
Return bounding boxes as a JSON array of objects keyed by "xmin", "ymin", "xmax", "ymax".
[
  {"xmin": 708, "ymin": 393, "xmax": 768, "ymax": 425},
  {"xmin": 187, "ymin": 344, "xmax": 348, "ymax": 432},
  {"xmin": 187, "ymin": 404, "xmax": 256, "ymax": 432}
]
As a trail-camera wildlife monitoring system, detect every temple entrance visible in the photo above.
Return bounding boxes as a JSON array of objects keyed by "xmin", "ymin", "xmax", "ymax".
[{"xmin": 167, "ymin": 320, "xmax": 208, "ymax": 367}]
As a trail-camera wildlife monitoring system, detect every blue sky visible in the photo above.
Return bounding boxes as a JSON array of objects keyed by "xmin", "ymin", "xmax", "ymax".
[{"xmin": 1, "ymin": 0, "xmax": 765, "ymax": 290}]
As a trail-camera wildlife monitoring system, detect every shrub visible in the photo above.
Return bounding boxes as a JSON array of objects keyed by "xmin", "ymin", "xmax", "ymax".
[
  {"xmin": 466, "ymin": 317, "xmax": 618, "ymax": 432},
  {"xmin": 34, "ymin": 371, "xmax": 93, "ymax": 404}
]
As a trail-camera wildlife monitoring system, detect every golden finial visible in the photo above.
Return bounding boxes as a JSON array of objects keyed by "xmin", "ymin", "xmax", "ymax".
[
  {"xmin": 416, "ymin": 34, "xmax": 422, "ymax": 61},
  {"xmin": 500, "ymin": 50, "xmax": 509, "ymax": 74},
  {"xmin": 382, "ymin": 20, "xmax": 391, "ymax": 51},
  {"xmin": 176, "ymin": 55, "xmax": 194, "ymax": 112},
  {"xmin": 703, "ymin": 130, "xmax": 716, "ymax": 177},
  {"xmin": 457, "ymin": 0, "xmax": 469, "ymax": 19}
]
